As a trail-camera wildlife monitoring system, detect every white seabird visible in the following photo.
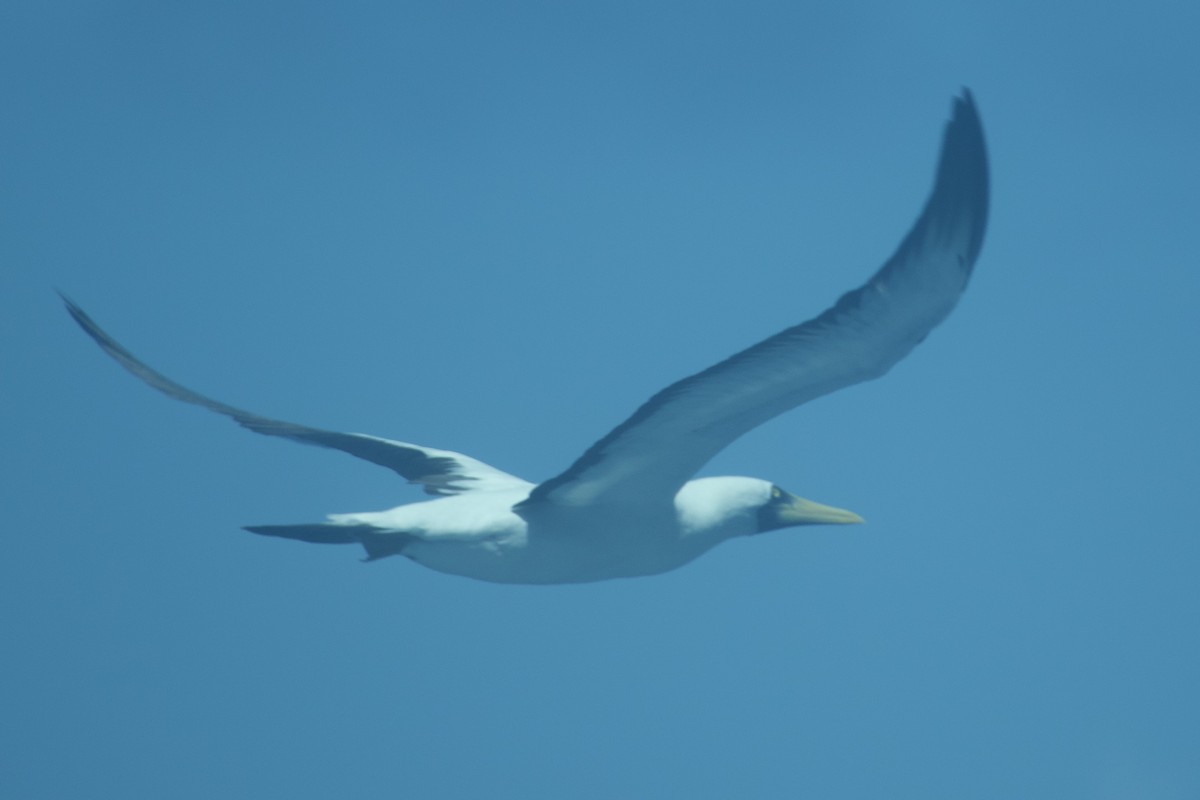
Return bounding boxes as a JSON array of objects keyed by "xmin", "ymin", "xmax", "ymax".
[{"xmin": 64, "ymin": 91, "xmax": 988, "ymax": 585}]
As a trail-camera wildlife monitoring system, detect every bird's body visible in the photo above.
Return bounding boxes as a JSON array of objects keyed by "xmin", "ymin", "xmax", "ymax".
[
  {"xmin": 318, "ymin": 477, "xmax": 839, "ymax": 584},
  {"xmin": 345, "ymin": 487, "xmax": 691, "ymax": 585},
  {"xmin": 64, "ymin": 91, "xmax": 988, "ymax": 584}
]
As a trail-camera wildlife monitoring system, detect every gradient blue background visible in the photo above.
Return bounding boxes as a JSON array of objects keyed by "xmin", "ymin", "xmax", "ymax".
[{"xmin": 3, "ymin": 2, "xmax": 1198, "ymax": 797}]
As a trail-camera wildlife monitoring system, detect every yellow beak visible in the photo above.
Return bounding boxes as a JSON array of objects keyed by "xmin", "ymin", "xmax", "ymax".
[{"xmin": 778, "ymin": 495, "xmax": 865, "ymax": 526}]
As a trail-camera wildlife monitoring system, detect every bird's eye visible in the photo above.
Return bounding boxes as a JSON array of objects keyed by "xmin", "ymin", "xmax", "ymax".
[{"xmin": 771, "ymin": 486, "xmax": 782, "ymax": 499}]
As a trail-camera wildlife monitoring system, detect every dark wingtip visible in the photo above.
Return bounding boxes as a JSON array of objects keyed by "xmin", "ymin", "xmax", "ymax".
[
  {"xmin": 59, "ymin": 293, "xmax": 108, "ymax": 348},
  {"xmin": 58, "ymin": 291, "xmax": 113, "ymax": 348},
  {"xmin": 950, "ymin": 88, "xmax": 984, "ymax": 144},
  {"xmin": 57, "ymin": 292, "xmax": 143, "ymax": 367},
  {"xmin": 58, "ymin": 290, "xmax": 86, "ymax": 325},
  {"xmin": 930, "ymin": 87, "xmax": 989, "ymax": 270}
]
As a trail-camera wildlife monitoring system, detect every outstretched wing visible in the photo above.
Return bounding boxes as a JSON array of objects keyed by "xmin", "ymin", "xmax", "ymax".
[
  {"xmin": 520, "ymin": 90, "xmax": 988, "ymax": 510},
  {"xmin": 63, "ymin": 297, "xmax": 531, "ymax": 496}
]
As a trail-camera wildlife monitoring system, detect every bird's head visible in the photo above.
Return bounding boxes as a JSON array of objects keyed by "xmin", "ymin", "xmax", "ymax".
[{"xmin": 677, "ymin": 477, "xmax": 863, "ymax": 539}]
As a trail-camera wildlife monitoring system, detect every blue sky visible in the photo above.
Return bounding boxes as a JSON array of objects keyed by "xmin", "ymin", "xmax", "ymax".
[{"xmin": 3, "ymin": 2, "xmax": 1199, "ymax": 797}]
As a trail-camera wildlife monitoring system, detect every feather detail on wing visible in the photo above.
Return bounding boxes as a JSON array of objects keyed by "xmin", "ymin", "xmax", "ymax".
[
  {"xmin": 520, "ymin": 90, "xmax": 988, "ymax": 511},
  {"xmin": 61, "ymin": 297, "xmax": 531, "ymax": 496}
]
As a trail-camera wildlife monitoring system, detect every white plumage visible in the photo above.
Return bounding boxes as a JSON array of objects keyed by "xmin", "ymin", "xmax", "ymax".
[{"xmin": 64, "ymin": 91, "xmax": 988, "ymax": 584}]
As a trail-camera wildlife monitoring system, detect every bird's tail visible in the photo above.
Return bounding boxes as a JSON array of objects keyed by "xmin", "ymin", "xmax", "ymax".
[{"xmin": 243, "ymin": 523, "xmax": 408, "ymax": 561}]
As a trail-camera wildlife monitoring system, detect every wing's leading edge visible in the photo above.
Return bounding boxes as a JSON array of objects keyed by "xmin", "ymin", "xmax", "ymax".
[
  {"xmin": 521, "ymin": 90, "xmax": 988, "ymax": 510},
  {"xmin": 62, "ymin": 296, "xmax": 530, "ymax": 496}
]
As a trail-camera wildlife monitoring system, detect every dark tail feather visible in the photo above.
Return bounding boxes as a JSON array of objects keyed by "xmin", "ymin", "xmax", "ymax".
[
  {"xmin": 243, "ymin": 523, "xmax": 411, "ymax": 561},
  {"xmin": 243, "ymin": 523, "xmax": 358, "ymax": 545}
]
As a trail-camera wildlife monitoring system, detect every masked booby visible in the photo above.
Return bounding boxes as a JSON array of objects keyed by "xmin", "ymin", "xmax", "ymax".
[{"xmin": 64, "ymin": 90, "xmax": 988, "ymax": 584}]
